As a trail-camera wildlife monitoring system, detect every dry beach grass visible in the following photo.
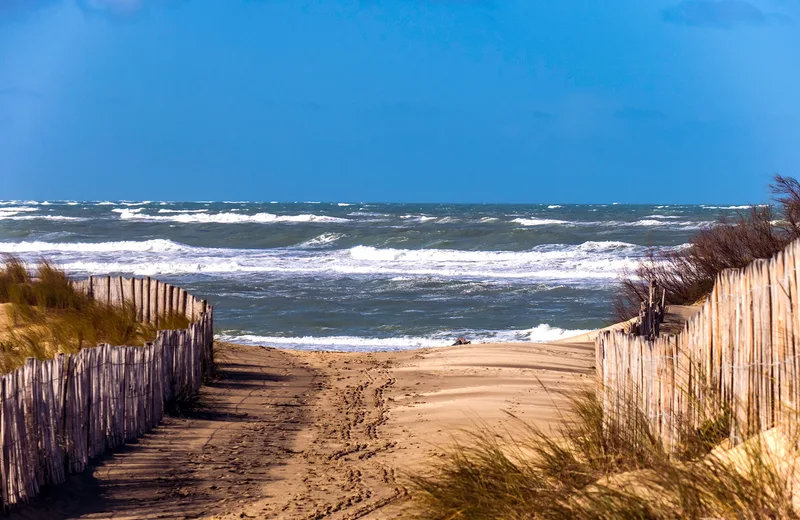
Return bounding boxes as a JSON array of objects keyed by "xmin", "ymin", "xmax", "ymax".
[{"xmin": 0, "ymin": 256, "xmax": 189, "ymax": 374}]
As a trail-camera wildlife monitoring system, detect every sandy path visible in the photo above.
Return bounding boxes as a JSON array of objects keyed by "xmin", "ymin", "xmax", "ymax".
[{"xmin": 10, "ymin": 339, "xmax": 595, "ymax": 519}]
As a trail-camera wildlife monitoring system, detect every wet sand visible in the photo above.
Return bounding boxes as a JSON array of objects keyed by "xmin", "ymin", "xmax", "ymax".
[{"xmin": 11, "ymin": 338, "xmax": 595, "ymax": 519}]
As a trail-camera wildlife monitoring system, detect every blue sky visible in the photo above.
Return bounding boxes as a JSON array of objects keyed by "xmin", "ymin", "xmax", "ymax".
[{"xmin": 0, "ymin": 0, "xmax": 798, "ymax": 203}]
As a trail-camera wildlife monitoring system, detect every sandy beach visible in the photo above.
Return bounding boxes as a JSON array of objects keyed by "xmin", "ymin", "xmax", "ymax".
[{"xmin": 10, "ymin": 337, "xmax": 595, "ymax": 519}]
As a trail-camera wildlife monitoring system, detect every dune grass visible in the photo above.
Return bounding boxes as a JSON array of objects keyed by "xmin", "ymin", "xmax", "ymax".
[
  {"xmin": 409, "ymin": 388, "xmax": 799, "ymax": 519},
  {"xmin": 0, "ymin": 255, "xmax": 189, "ymax": 374}
]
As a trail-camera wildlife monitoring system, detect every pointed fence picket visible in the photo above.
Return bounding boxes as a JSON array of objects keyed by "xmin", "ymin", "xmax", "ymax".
[
  {"xmin": 597, "ymin": 240, "xmax": 800, "ymax": 452},
  {"xmin": 0, "ymin": 277, "xmax": 213, "ymax": 510}
]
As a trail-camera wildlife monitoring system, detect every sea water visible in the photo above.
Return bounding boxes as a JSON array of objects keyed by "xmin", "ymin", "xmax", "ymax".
[{"xmin": 0, "ymin": 201, "xmax": 746, "ymax": 351}]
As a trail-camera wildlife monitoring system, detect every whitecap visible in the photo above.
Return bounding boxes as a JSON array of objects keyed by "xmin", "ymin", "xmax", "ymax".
[
  {"xmin": 348, "ymin": 211, "xmax": 389, "ymax": 217},
  {"xmin": 214, "ymin": 333, "xmax": 446, "ymax": 351},
  {"xmin": 703, "ymin": 205, "xmax": 767, "ymax": 210},
  {"xmin": 214, "ymin": 323, "xmax": 594, "ymax": 352},
  {"xmin": 0, "ymin": 239, "xmax": 191, "ymax": 254},
  {"xmin": 298, "ymin": 233, "xmax": 345, "ymax": 247},
  {"xmin": 5, "ymin": 239, "xmax": 667, "ymax": 287},
  {"xmin": 157, "ymin": 209, "xmax": 209, "ymax": 214},
  {"xmin": 0, "ymin": 213, "xmax": 84, "ymax": 221},
  {"xmin": 511, "ymin": 217, "xmax": 570, "ymax": 226},
  {"xmin": 0, "ymin": 208, "xmax": 39, "ymax": 220},
  {"xmin": 623, "ymin": 219, "xmax": 715, "ymax": 229},
  {"xmin": 400, "ymin": 214, "xmax": 437, "ymax": 222},
  {"xmin": 116, "ymin": 209, "xmax": 349, "ymax": 224}
]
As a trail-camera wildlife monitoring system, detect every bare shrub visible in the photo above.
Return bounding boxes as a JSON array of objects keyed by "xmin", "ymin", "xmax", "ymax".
[{"xmin": 616, "ymin": 175, "xmax": 800, "ymax": 320}]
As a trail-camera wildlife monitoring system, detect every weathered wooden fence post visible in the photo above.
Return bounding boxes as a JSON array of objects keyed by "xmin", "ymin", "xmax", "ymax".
[
  {"xmin": 597, "ymin": 239, "xmax": 800, "ymax": 452},
  {"xmin": 0, "ymin": 277, "xmax": 214, "ymax": 509}
]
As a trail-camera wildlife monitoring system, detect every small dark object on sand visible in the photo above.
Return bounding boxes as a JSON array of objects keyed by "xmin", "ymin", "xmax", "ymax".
[{"xmin": 452, "ymin": 337, "xmax": 471, "ymax": 346}]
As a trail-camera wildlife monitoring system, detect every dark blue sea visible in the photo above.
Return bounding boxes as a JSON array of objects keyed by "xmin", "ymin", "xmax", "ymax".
[{"xmin": 0, "ymin": 201, "xmax": 746, "ymax": 351}]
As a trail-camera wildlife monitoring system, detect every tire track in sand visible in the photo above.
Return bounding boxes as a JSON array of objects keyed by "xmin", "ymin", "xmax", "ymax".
[{"xmin": 257, "ymin": 353, "xmax": 406, "ymax": 520}]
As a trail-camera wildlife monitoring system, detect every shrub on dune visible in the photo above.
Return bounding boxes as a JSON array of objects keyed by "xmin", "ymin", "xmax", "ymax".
[{"xmin": 615, "ymin": 175, "xmax": 800, "ymax": 320}]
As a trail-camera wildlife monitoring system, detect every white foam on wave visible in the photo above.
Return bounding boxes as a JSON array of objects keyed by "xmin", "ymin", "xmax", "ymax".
[
  {"xmin": 517, "ymin": 324, "xmax": 593, "ymax": 342},
  {"xmin": 547, "ymin": 205, "xmax": 563, "ymax": 209},
  {"xmin": 1, "ymin": 238, "xmax": 659, "ymax": 284},
  {"xmin": 631, "ymin": 219, "xmax": 669, "ymax": 226},
  {"xmin": 214, "ymin": 323, "xmax": 593, "ymax": 352},
  {"xmin": 511, "ymin": 216, "xmax": 711, "ymax": 228},
  {"xmin": 0, "ymin": 206, "xmax": 39, "ymax": 214},
  {"xmin": 337, "ymin": 203, "xmax": 351, "ymax": 207},
  {"xmin": 0, "ymin": 239, "xmax": 191, "ymax": 254},
  {"xmin": 400, "ymin": 214, "xmax": 437, "ymax": 222},
  {"xmin": 157, "ymin": 209, "xmax": 209, "ymax": 214},
  {"xmin": 0, "ymin": 214, "xmax": 84, "ymax": 222},
  {"xmin": 299, "ymin": 233, "xmax": 345, "ymax": 247},
  {"xmin": 574, "ymin": 240, "xmax": 640, "ymax": 252},
  {"xmin": 511, "ymin": 217, "xmax": 570, "ymax": 226},
  {"xmin": 348, "ymin": 211, "xmax": 388, "ymax": 217},
  {"xmin": 116, "ymin": 209, "xmax": 349, "ymax": 224},
  {"xmin": 701, "ymin": 205, "xmax": 751, "ymax": 210},
  {"xmin": 348, "ymin": 242, "xmax": 639, "ymax": 264},
  {"xmin": 215, "ymin": 333, "xmax": 446, "ymax": 351},
  {"xmin": 624, "ymin": 219, "xmax": 715, "ymax": 228}
]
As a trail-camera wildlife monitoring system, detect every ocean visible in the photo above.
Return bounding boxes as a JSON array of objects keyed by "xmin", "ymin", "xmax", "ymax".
[{"xmin": 0, "ymin": 201, "xmax": 746, "ymax": 351}]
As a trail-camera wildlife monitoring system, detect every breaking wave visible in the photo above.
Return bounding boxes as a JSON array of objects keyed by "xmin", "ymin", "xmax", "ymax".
[
  {"xmin": 115, "ymin": 209, "xmax": 349, "ymax": 223},
  {"xmin": 0, "ymin": 240, "xmax": 649, "ymax": 284},
  {"xmin": 511, "ymin": 217, "xmax": 571, "ymax": 226},
  {"xmin": 215, "ymin": 323, "xmax": 592, "ymax": 352},
  {"xmin": 0, "ymin": 239, "xmax": 192, "ymax": 254}
]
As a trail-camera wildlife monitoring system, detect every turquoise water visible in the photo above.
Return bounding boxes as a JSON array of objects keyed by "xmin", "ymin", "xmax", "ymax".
[{"xmin": 0, "ymin": 201, "xmax": 743, "ymax": 351}]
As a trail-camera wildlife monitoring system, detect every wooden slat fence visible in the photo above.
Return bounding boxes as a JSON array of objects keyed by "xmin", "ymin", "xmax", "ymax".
[
  {"xmin": 634, "ymin": 282, "xmax": 666, "ymax": 340},
  {"xmin": 0, "ymin": 276, "xmax": 213, "ymax": 509},
  {"xmin": 597, "ymin": 240, "xmax": 800, "ymax": 451}
]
